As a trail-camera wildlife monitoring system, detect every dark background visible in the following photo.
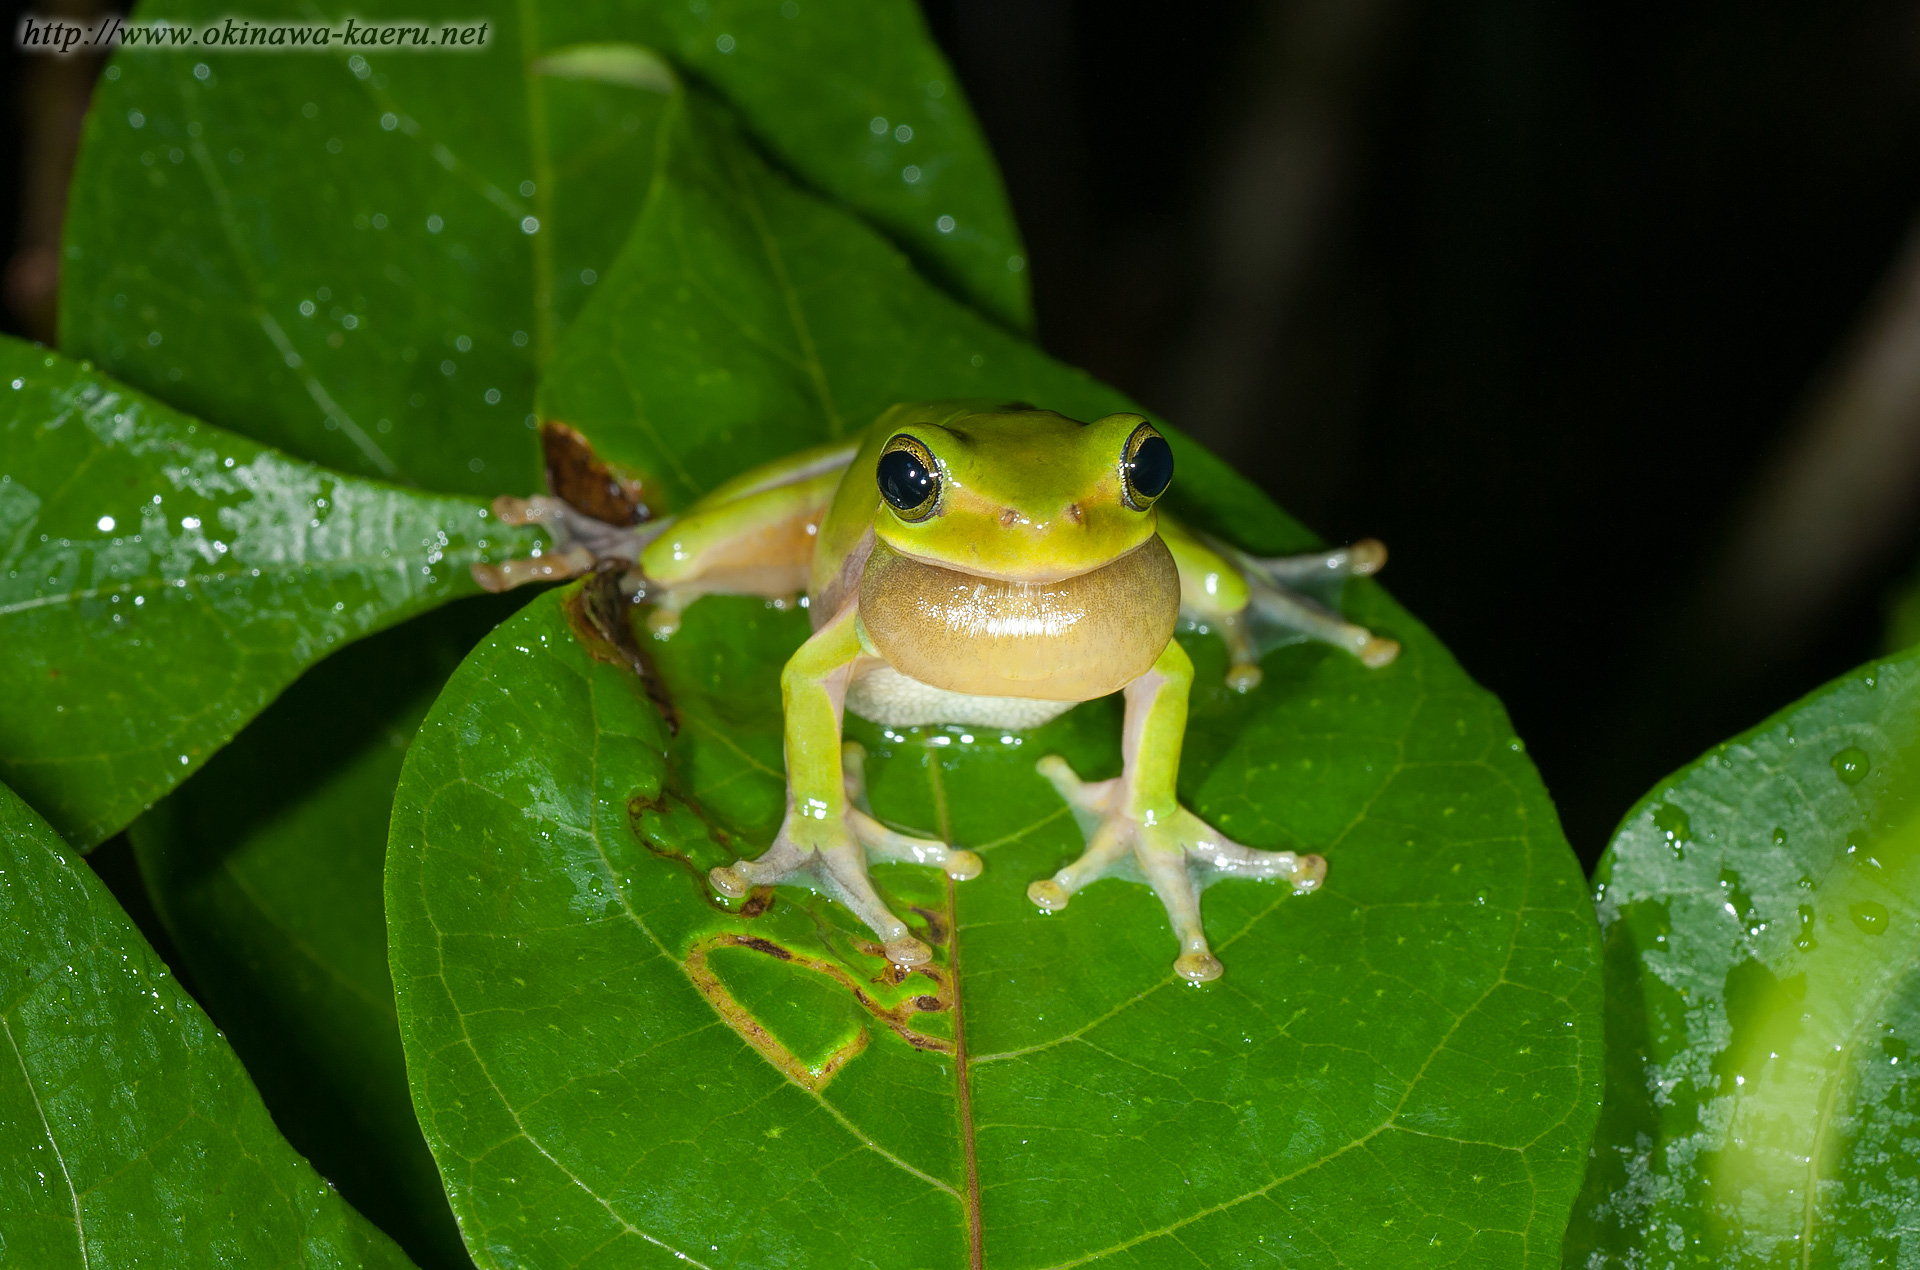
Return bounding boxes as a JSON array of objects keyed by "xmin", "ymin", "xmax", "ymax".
[{"xmin": 10, "ymin": 0, "xmax": 1920, "ymax": 867}]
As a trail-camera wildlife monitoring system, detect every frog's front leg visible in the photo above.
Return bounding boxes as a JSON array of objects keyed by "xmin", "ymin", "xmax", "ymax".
[
  {"xmin": 708, "ymin": 607, "xmax": 979, "ymax": 966},
  {"xmin": 1027, "ymin": 639, "xmax": 1324, "ymax": 983}
]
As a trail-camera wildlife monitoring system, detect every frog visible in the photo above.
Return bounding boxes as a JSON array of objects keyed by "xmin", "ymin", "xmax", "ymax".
[{"xmin": 478, "ymin": 402, "xmax": 1397, "ymax": 982}]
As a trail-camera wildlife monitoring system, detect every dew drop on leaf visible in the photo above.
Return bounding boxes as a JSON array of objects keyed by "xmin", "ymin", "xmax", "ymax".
[
  {"xmin": 1832, "ymin": 746, "xmax": 1870, "ymax": 785},
  {"xmin": 1851, "ymin": 900, "xmax": 1890, "ymax": 935}
]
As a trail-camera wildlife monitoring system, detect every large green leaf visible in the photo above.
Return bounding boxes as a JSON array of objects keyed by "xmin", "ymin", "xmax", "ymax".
[
  {"xmin": 389, "ymin": 566, "xmax": 1599, "ymax": 1266},
  {"xmin": 127, "ymin": 596, "xmax": 522, "ymax": 1270},
  {"xmin": 0, "ymin": 339, "xmax": 533, "ymax": 847},
  {"xmin": 1567, "ymin": 649, "xmax": 1920, "ymax": 1267},
  {"xmin": 59, "ymin": 0, "xmax": 1019, "ymax": 492},
  {"xmin": 393, "ymin": 73, "xmax": 1600, "ymax": 1267},
  {"xmin": 0, "ymin": 779, "xmax": 417, "ymax": 1268}
]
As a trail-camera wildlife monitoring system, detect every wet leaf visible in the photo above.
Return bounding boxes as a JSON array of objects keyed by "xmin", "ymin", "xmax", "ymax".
[
  {"xmin": 0, "ymin": 340, "xmax": 534, "ymax": 847},
  {"xmin": 0, "ymin": 779, "xmax": 417, "ymax": 1269},
  {"xmin": 389, "ymin": 562, "xmax": 1600, "ymax": 1265},
  {"xmin": 59, "ymin": 0, "xmax": 1018, "ymax": 492},
  {"xmin": 1567, "ymin": 649, "xmax": 1920, "ymax": 1268},
  {"xmin": 126, "ymin": 596, "xmax": 523, "ymax": 1270}
]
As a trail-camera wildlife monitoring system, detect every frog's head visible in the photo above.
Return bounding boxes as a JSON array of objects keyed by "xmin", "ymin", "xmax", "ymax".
[{"xmin": 865, "ymin": 402, "xmax": 1172, "ymax": 583}]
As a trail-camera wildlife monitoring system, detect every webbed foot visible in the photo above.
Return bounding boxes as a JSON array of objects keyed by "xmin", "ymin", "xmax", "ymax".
[
  {"xmin": 1219, "ymin": 539, "xmax": 1399, "ymax": 690},
  {"xmin": 1027, "ymin": 755, "xmax": 1324, "ymax": 982},
  {"xmin": 708, "ymin": 742, "xmax": 980, "ymax": 967}
]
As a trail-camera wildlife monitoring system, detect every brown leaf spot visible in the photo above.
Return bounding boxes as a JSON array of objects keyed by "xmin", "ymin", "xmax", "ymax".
[
  {"xmin": 566, "ymin": 565, "xmax": 677, "ymax": 733},
  {"xmin": 541, "ymin": 420, "xmax": 649, "ymax": 525},
  {"xmin": 685, "ymin": 933, "xmax": 956, "ymax": 1089}
]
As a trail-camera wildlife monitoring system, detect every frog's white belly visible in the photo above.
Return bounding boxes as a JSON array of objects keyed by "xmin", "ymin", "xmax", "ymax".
[{"xmin": 845, "ymin": 664, "xmax": 1080, "ymax": 730}]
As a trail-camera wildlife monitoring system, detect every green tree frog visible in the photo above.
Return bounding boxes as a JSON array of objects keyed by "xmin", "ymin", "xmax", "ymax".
[{"xmin": 481, "ymin": 403, "xmax": 1396, "ymax": 982}]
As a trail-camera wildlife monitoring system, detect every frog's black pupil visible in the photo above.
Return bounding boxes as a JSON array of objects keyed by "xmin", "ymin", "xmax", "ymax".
[
  {"xmin": 877, "ymin": 448, "xmax": 936, "ymax": 512},
  {"xmin": 1128, "ymin": 434, "xmax": 1174, "ymax": 500}
]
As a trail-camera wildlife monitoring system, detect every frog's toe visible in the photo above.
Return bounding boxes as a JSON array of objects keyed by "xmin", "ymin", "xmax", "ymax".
[
  {"xmin": 1361, "ymin": 636, "xmax": 1400, "ymax": 668},
  {"xmin": 943, "ymin": 849, "xmax": 984, "ymax": 881},
  {"xmin": 1187, "ymin": 831, "xmax": 1327, "ymax": 892},
  {"xmin": 884, "ymin": 935, "xmax": 934, "ymax": 967},
  {"xmin": 842, "ymin": 743, "xmax": 983, "ymax": 883},
  {"xmin": 1036, "ymin": 754, "xmax": 1120, "ymax": 817},
  {"xmin": 1027, "ymin": 878, "xmax": 1071, "ymax": 911},
  {"xmin": 1174, "ymin": 952, "xmax": 1224, "ymax": 984},
  {"xmin": 471, "ymin": 545, "xmax": 596, "ymax": 593},
  {"xmin": 709, "ymin": 864, "xmax": 752, "ymax": 899}
]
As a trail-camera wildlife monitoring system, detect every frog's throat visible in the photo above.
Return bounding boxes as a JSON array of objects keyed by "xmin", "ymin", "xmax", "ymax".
[{"xmin": 857, "ymin": 536, "xmax": 1180, "ymax": 701}]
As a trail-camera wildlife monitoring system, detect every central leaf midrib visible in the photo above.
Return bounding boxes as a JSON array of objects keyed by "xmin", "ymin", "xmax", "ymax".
[{"xmin": 927, "ymin": 757, "xmax": 982, "ymax": 1270}]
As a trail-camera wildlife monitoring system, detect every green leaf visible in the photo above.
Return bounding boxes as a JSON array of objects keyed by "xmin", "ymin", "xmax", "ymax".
[
  {"xmin": 539, "ymin": 0, "xmax": 1030, "ymax": 330},
  {"xmin": 0, "ymin": 779, "xmax": 417, "ymax": 1268},
  {"xmin": 544, "ymin": 88, "xmax": 1097, "ymax": 512},
  {"xmin": 1567, "ymin": 650, "xmax": 1920, "ymax": 1267},
  {"xmin": 0, "ymin": 339, "xmax": 533, "ymax": 847},
  {"xmin": 126, "ymin": 595, "xmax": 523, "ymax": 1270},
  {"xmin": 59, "ymin": 0, "xmax": 1020, "ymax": 492},
  {"xmin": 388, "ymin": 565, "xmax": 1600, "ymax": 1265},
  {"xmin": 60, "ymin": 0, "xmax": 671, "ymax": 492}
]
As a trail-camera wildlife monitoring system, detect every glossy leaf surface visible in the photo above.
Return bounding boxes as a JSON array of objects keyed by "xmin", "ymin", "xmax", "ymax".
[
  {"xmin": 0, "ymin": 780, "xmax": 416, "ymax": 1269},
  {"xmin": 60, "ymin": 0, "xmax": 1018, "ymax": 492},
  {"xmin": 127, "ymin": 596, "xmax": 522, "ymax": 1270},
  {"xmin": 389, "ymin": 562, "xmax": 1600, "ymax": 1266},
  {"xmin": 0, "ymin": 340, "xmax": 533, "ymax": 847},
  {"xmin": 1568, "ymin": 650, "xmax": 1920, "ymax": 1268}
]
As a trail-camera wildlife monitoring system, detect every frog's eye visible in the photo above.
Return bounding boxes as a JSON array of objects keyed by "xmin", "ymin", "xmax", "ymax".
[
  {"xmin": 1121, "ymin": 423, "xmax": 1174, "ymax": 510},
  {"xmin": 877, "ymin": 435, "xmax": 940, "ymax": 521}
]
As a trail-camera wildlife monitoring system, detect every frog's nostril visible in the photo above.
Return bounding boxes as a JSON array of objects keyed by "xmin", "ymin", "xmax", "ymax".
[
  {"xmin": 1063, "ymin": 502, "xmax": 1084, "ymax": 526},
  {"xmin": 999, "ymin": 507, "xmax": 1020, "ymax": 527}
]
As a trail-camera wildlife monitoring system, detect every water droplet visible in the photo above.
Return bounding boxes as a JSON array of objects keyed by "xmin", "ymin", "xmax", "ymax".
[
  {"xmin": 1773, "ymin": 826, "xmax": 1787, "ymax": 846},
  {"xmin": 1851, "ymin": 901, "xmax": 1889, "ymax": 935},
  {"xmin": 870, "ymin": 115, "xmax": 888, "ymax": 135},
  {"xmin": 1832, "ymin": 746, "xmax": 1870, "ymax": 785},
  {"xmin": 1652, "ymin": 802, "xmax": 1691, "ymax": 857},
  {"xmin": 936, "ymin": 214, "xmax": 956, "ymax": 233},
  {"xmin": 96, "ymin": 515, "xmax": 115, "ymax": 532},
  {"xmin": 1795, "ymin": 904, "xmax": 1818, "ymax": 951},
  {"xmin": 426, "ymin": 214, "xmax": 444, "ymax": 233}
]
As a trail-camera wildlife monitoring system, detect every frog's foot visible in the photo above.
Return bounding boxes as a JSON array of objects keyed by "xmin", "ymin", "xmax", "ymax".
[
  {"xmin": 1027, "ymin": 755, "xmax": 1325, "ymax": 983},
  {"xmin": 1219, "ymin": 539, "xmax": 1398, "ymax": 690},
  {"xmin": 471, "ymin": 495, "xmax": 667, "ymax": 593},
  {"xmin": 840, "ymin": 742, "xmax": 983, "ymax": 882},
  {"xmin": 707, "ymin": 747, "xmax": 980, "ymax": 967}
]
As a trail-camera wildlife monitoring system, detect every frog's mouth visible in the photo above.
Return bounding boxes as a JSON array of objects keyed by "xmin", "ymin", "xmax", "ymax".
[{"xmin": 856, "ymin": 536, "xmax": 1180, "ymax": 701}]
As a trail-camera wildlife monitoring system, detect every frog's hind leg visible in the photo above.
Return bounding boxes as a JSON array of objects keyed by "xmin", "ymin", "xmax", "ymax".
[
  {"xmin": 1240, "ymin": 538, "xmax": 1388, "ymax": 587},
  {"xmin": 472, "ymin": 495, "xmax": 664, "ymax": 592},
  {"xmin": 1244, "ymin": 581, "xmax": 1400, "ymax": 669},
  {"xmin": 1230, "ymin": 538, "xmax": 1398, "ymax": 685},
  {"xmin": 840, "ymin": 742, "xmax": 982, "ymax": 881}
]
